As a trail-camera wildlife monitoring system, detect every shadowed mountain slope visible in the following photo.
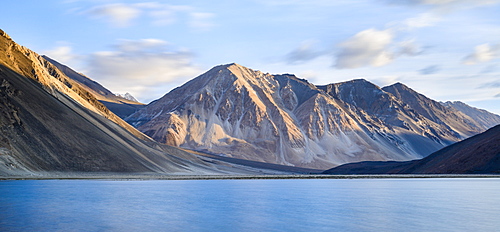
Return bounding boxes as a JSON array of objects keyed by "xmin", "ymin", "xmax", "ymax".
[
  {"xmin": 323, "ymin": 124, "xmax": 500, "ymax": 174},
  {"xmin": 442, "ymin": 100, "xmax": 500, "ymax": 130}
]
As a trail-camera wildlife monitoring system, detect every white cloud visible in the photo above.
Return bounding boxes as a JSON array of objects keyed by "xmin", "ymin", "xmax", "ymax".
[
  {"xmin": 115, "ymin": 39, "xmax": 169, "ymax": 52},
  {"xmin": 384, "ymin": 0, "xmax": 500, "ymax": 13},
  {"xmin": 335, "ymin": 29, "xmax": 395, "ymax": 69},
  {"xmin": 145, "ymin": 4, "xmax": 194, "ymax": 26},
  {"xmin": 385, "ymin": 0, "xmax": 500, "ymax": 6},
  {"xmin": 463, "ymin": 43, "xmax": 500, "ymax": 65},
  {"xmin": 419, "ymin": 65, "xmax": 441, "ymax": 75},
  {"xmin": 82, "ymin": 2, "xmax": 215, "ymax": 31},
  {"xmin": 397, "ymin": 40, "xmax": 421, "ymax": 56},
  {"xmin": 86, "ymin": 3, "xmax": 141, "ymax": 27},
  {"xmin": 43, "ymin": 45, "xmax": 79, "ymax": 65},
  {"xmin": 87, "ymin": 39, "xmax": 201, "ymax": 100},
  {"xmin": 286, "ymin": 40, "xmax": 325, "ymax": 64},
  {"xmin": 298, "ymin": 70, "xmax": 318, "ymax": 81},
  {"xmin": 189, "ymin": 12, "xmax": 216, "ymax": 31},
  {"xmin": 400, "ymin": 13, "xmax": 441, "ymax": 29},
  {"xmin": 43, "ymin": 44, "xmax": 86, "ymax": 71}
]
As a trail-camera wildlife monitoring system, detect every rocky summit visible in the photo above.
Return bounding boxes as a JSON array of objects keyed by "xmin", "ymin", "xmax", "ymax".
[{"xmin": 126, "ymin": 63, "xmax": 500, "ymax": 169}]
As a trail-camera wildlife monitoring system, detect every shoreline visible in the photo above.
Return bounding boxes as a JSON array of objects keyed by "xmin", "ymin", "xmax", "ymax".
[{"xmin": 2, "ymin": 174, "xmax": 500, "ymax": 180}]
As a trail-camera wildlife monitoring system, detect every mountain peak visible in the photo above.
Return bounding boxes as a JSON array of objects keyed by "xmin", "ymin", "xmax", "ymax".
[
  {"xmin": 212, "ymin": 62, "xmax": 247, "ymax": 71},
  {"xmin": 115, "ymin": 92, "xmax": 139, "ymax": 102},
  {"xmin": 384, "ymin": 82, "xmax": 412, "ymax": 91},
  {"xmin": 335, "ymin": 78, "xmax": 380, "ymax": 88},
  {"xmin": 200, "ymin": 63, "xmax": 266, "ymax": 84},
  {"xmin": 218, "ymin": 62, "xmax": 258, "ymax": 73},
  {"xmin": 221, "ymin": 62, "xmax": 242, "ymax": 67},
  {"xmin": 382, "ymin": 82, "xmax": 420, "ymax": 100}
]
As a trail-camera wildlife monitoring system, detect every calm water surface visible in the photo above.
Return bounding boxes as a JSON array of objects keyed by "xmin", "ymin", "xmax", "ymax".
[{"xmin": 1, "ymin": 178, "xmax": 499, "ymax": 231}]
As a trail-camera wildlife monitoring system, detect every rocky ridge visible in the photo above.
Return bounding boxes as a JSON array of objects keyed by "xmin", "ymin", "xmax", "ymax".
[{"xmin": 126, "ymin": 63, "xmax": 499, "ymax": 169}]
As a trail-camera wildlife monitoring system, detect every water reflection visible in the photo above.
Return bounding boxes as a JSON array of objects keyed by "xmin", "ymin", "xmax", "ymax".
[{"xmin": 1, "ymin": 178, "xmax": 499, "ymax": 231}]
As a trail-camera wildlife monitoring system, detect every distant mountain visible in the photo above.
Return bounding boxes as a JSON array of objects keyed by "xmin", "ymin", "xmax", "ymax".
[
  {"xmin": 0, "ymin": 29, "xmax": 234, "ymax": 176},
  {"xmin": 115, "ymin": 92, "xmax": 139, "ymax": 102},
  {"xmin": 382, "ymin": 83, "xmax": 497, "ymax": 137},
  {"xmin": 126, "ymin": 63, "xmax": 500, "ymax": 169},
  {"xmin": 323, "ymin": 124, "xmax": 500, "ymax": 174},
  {"xmin": 442, "ymin": 101, "xmax": 500, "ymax": 130},
  {"xmin": 43, "ymin": 56, "xmax": 145, "ymax": 118}
]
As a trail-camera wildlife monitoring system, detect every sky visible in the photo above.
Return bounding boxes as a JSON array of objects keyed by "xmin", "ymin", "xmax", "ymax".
[{"xmin": 1, "ymin": 0, "xmax": 499, "ymax": 114}]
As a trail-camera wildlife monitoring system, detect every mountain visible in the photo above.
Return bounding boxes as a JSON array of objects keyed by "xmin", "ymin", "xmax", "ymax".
[
  {"xmin": 0, "ymin": 29, "xmax": 266, "ymax": 176},
  {"xmin": 382, "ymin": 83, "xmax": 495, "ymax": 137},
  {"xmin": 323, "ymin": 124, "xmax": 500, "ymax": 174},
  {"xmin": 43, "ymin": 56, "xmax": 145, "ymax": 118},
  {"xmin": 126, "ymin": 63, "xmax": 499, "ymax": 169},
  {"xmin": 318, "ymin": 80, "xmax": 460, "ymax": 155},
  {"xmin": 115, "ymin": 92, "xmax": 139, "ymax": 102},
  {"xmin": 442, "ymin": 101, "xmax": 500, "ymax": 130}
]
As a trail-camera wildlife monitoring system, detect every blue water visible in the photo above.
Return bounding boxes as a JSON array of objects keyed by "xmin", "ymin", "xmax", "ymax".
[{"xmin": 1, "ymin": 178, "xmax": 499, "ymax": 232}]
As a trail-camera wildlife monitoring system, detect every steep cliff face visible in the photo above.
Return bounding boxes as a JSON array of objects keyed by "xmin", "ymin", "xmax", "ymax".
[{"xmin": 126, "ymin": 63, "xmax": 498, "ymax": 169}]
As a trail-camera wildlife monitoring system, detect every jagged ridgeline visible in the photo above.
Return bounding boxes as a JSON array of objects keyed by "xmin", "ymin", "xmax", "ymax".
[
  {"xmin": 126, "ymin": 63, "xmax": 500, "ymax": 169},
  {"xmin": 1, "ymin": 28, "xmax": 499, "ymax": 173}
]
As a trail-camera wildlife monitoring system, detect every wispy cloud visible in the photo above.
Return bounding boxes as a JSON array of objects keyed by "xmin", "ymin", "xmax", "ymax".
[
  {"xmin": 463, "ymin": 43, "xmax": 500, "ymax": 65},
  {"xmin": 82, "ymin": 2, "xmax": 215, "ymax": 31},
  {"xmin": 419, "ymin": 65, "xmax": 441, "ymax": 75},
  {"xmin": 189, "ymin": 12, "xmax": 216, "ymax": 31},
  {"xmin": 393, "ymin": 13, "xmax": 442, "ymax": 30},
  {"xmin": 43, "ymin": 45, "xmax": 81, "ymax": 65},
  {"xmin": 480, "ymin": 64, "xmax": 498, "ymax": 74},
  {"xmin": 477, "ymin": 80, "xmax": 500, "ymax": 89},
  {"xmin": 285, "ymin": 40, "xmax": 325, "ymax": 64},
  {"xmin": 383, "ymin": 0, "xmax": 500, "ymax": 7},
  {"xmin": 286, "ymin": 28, "xmax": 422, "ymax": 69},
  {"xmin": 85, "ymin": 3, "xmax": 140, "ymax": 27},
  {"xmin": 335, "ymin": 29, "xmax": 394, "ymax": 69},
  {"xmin": 86, "ymin": 39, "xmax": 200, "ymax": 100}
]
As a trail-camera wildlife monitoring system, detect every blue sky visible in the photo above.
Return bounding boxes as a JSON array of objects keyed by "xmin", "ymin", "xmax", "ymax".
[{"xmin": 1, "ymin": 0, "xmax": 499, "ymax": 114}]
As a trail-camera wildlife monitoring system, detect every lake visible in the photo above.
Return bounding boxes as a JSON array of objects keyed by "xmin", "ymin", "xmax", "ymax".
[{"xmin": 1, "ymin": 178, "xmax": 499, "ymax": 231}]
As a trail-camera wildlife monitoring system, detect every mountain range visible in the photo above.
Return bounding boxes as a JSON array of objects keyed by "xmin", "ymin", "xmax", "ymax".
[
  {"xmin": 125, "ymin": 63, "xmax": 500, "ymax": 169},
  {"xmin": 0, "ymin": 29, "xmax": 296, "ymax": 177},
  {"xmin": 1, "ymin": 28, "xmax": 499, "ymax": 175}
]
